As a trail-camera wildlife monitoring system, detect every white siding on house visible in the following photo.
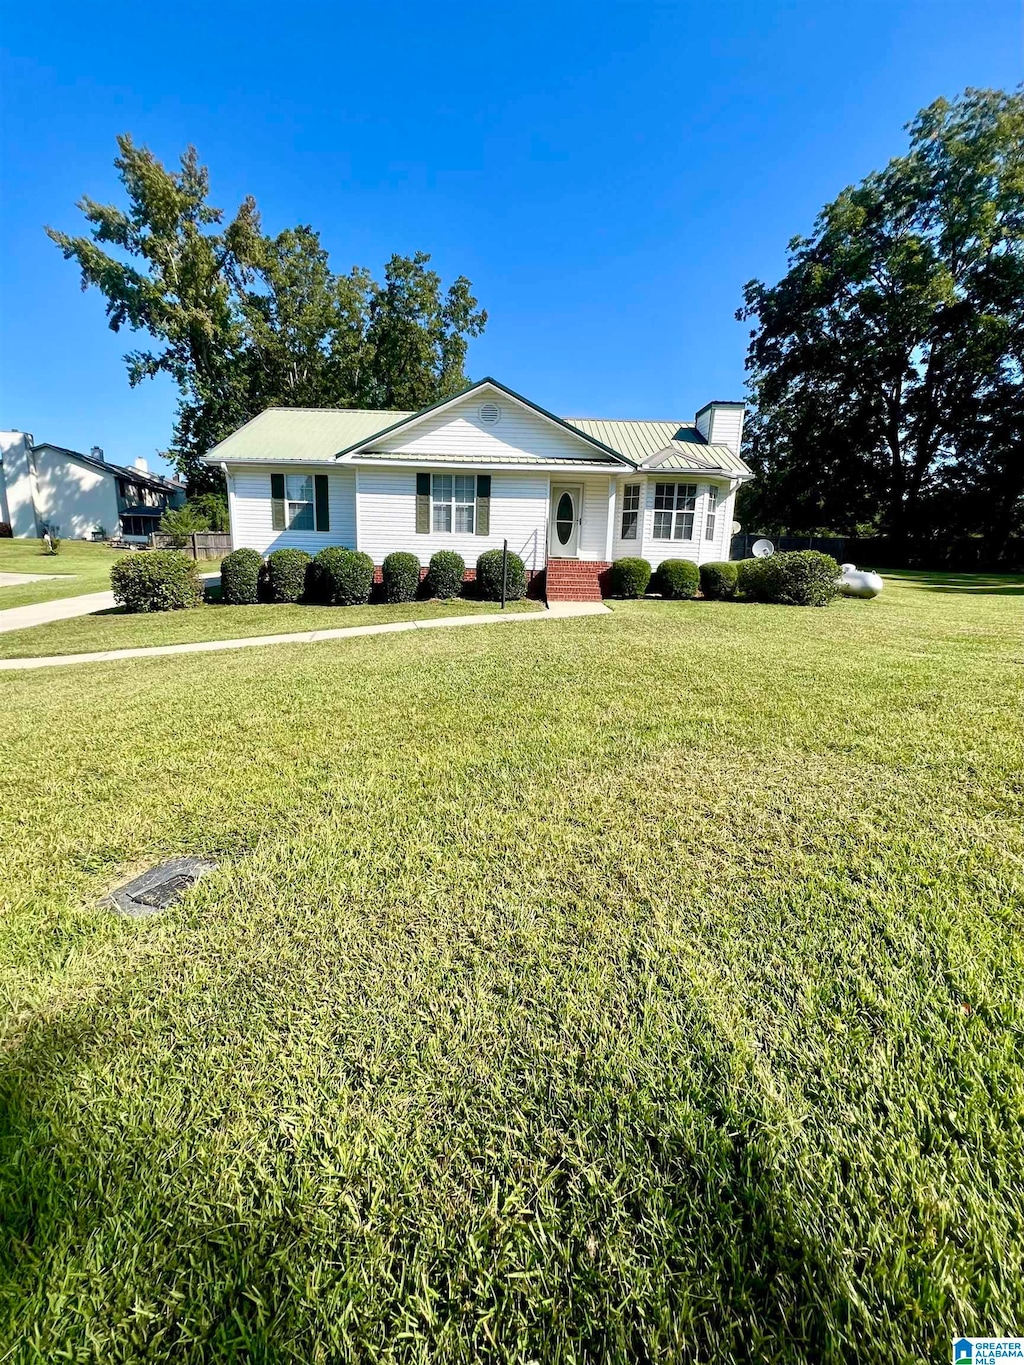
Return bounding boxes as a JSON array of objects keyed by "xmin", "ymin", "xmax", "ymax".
[
  {"xmin": 375, "ymin": 392, "xmax": 614, "ymax": 465},
  {"xmin": 228, "ymin": 468, "xmax": 356, "ymax": 555},
  {"xmin": 357, "ymin": 467, "xmax": 548, "ymax": 570},
  {"xmin": 695, "ymin": 404, "xmax": 745, "ymax": 457},
  {"xmin": 33, "ymin": 450, "xmax": 120, "ymax": 540},
  {"xmin": 576, "ymin": 476, "xmax": 613, "ymax": 561}
]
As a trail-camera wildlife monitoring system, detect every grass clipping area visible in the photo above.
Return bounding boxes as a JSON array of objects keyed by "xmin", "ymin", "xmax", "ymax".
[{"xmin": 1, "ymin": 574, "xmax": 1022, "ymax": 1362}]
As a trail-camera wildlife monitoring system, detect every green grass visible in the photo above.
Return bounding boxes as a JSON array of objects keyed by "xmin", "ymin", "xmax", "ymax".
[
  {"xmin": 0, "ymin": 595, "xmax": 541, "ymax": 658},
  {"xmin": 0, "ymin": 539, "xmax": 223, "ymax": 611},
  {"xmin": 1, "ymin": 572, "xmax": 1022, "ymax": 1363},
  {"xmin": 0, "ymin": 538, "xmax": 131, "ymax": 608}
]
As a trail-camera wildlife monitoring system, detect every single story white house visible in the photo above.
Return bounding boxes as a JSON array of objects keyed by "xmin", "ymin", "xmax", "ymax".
[
  {"xmin": 0, "ymin": 431, "xmax": 185, "ymax": 541},
  {"xmin": 205, "ymin": 378, "xmax": 751, "ymax": 600}
]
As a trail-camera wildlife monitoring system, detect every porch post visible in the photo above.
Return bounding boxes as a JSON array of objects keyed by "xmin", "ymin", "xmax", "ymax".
[{"xmin": 604, "ymin": 477, "xmax": 616, "ymax": 562}]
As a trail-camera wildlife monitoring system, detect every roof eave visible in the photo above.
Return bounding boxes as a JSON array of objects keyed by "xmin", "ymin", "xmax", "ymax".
[{"xmin": 334, "ymin": 377, "xmax": 637, "ymax": 466}]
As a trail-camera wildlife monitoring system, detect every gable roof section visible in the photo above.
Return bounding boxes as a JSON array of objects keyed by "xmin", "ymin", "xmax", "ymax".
[
  {"xmin": 201, "ymin": 383, "xmax": 752, "ymax": 478},
  {"xmin": 335, "ymin": 378, "xmax": 631, "ymax": 465},
  {"xmin": 35, "ymin": 443, "xmax": 184, "ymax": 494},
  {"xmin": 205, "ymin": 408, "xmax": 411, "ymax": 464},
  {"xmin": 565, "ymin": 420, "xmax": 750, "ymax": 477}
]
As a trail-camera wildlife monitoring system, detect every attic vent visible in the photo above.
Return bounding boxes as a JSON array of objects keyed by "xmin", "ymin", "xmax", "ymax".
[{"xmin": 478, "ymin": 402, "xmax": 501, "ymax": 425}]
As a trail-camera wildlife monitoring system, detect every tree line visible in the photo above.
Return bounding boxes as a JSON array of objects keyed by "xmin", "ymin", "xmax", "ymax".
[
  {"xmin": 50, "ymin": 94, "xmax": 1023, "ymax": 565},
  {"xmin": 738, "ymin": 86, "xmax": 1024, "ymax": 566},
  {"xmin": 48, "ymin": 136, "xmax": 486, "ymax": 493}
]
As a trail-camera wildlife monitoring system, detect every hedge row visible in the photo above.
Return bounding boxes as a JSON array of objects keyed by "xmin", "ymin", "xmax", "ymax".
[
  {"xmin": 111, "ymin": 547, "xmax": 532, "ymax": 613},
  {"xmin": 607, "ymin": 551, "xmax": 839, "ymax": 606}
]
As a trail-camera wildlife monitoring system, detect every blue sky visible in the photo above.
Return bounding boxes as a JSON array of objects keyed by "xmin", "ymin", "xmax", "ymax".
[{"xmin": 2, "ymin": 0, "xmax": 1020, "ymax": 476}]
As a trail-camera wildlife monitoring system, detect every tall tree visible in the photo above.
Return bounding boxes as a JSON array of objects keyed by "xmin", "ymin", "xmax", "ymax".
[
  {"xmin": 738, "ymin": 87, "xmax": 1024, "ymax": 560},
  {"xmin": 48, "ymin": 139, "xmax": 487, "ymax": 492}
]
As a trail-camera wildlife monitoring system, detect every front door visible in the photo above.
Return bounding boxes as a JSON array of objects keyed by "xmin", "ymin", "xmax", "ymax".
[{"xmin": 549, "ymin": 484, "xmax": 582, "ymax": 557}]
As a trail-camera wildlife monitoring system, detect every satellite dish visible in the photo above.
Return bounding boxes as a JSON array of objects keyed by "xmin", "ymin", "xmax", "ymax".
[{"xmin": 752, "ymin": 538, "xmax": 775, "ymax": 558}]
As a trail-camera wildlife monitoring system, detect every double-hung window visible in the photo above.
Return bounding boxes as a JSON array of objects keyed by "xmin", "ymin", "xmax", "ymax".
[
  {"xmin": 653, "ymin": 483, "xmax": 697, "ymax": 540},
  {"xmin": 432, "ymin": 474, "xmax": 476, "ymax": 533},
  {"xmin": 286, "ymin": 474, "xmax": 314, "ymax": 530},
  {"xmin": 620, "ymin": 483, "xmax": 640, "ymax": 540},
  {"xmin": 705, "ymin": 487, "xmax": 719, "ymax": 541}
]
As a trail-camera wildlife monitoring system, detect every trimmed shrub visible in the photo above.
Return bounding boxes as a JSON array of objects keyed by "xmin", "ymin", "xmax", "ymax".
[
  {"xmin": 0, "ymin": 522, "xmax": 12, "ymax": 538},
  {"xmin": 700, "ymin": 560, "xmax": 739, "ymax": 600},
  {"xmin": 110, "ymin": 550, "xmax": 204, "ymax": 614},
  {"xmin": 656, "ymin": 558, "xmax": 700, "ymax": 600},
  {"xmin": 425, "ymin": 550, "xmax": 465, "ymax": 599},
  {"xmin": 265, "ymin": 548, "xmax": 311, "ymax": 603},
  {"xmin": 220, "ymin": 547, "xmax": 263, "ymax": 605},
  {"xmin": 611, "ymin": 557, "xmax": 652, "ymax": 598},
  {"xmin": 305, "ymin": 547, "xmax": 347, "ymax": 604},
  {"xmin": 738, "ymin": 551, "xmax": 840, "ymax": 606},
  {"xmin": 308, "ymin": 547, "xmax": 374, "ymax": 606},
  {"xmin": 736, "ymin": 556, "xmax": 772, "ymax": 601},
  {"xmin": 382, "ymin": 551, "xmax": 421, "ymax": 604},
  {"xmin": 476, "ymin": 548, "xmax": 526, "ymax": 601}
]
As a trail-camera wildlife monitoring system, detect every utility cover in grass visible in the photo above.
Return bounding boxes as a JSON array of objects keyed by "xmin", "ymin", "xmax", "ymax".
[{"xmin": 105, "ymin": 857, "xmax": 218, "ymax": 916}]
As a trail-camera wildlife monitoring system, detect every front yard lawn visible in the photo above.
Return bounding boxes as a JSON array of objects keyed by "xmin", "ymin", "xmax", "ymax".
[
  {"xmin": 0, "ymin": 595, "xmax": 541, "ymax": 658},
  {"xmin": 0, "ymin": 538, "xmax": 131, "ymax": 608},
  {"xmin": 0, "ymin": 572, "xmax": 1021, "ymax": 1362}
]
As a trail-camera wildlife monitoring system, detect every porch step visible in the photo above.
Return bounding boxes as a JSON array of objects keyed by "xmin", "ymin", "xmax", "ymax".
[{"xmin": 545, "ymin": 559, "xmax": 611, "ymax": 603}]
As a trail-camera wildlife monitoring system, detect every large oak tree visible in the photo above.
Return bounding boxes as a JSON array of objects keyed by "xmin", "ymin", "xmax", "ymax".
[
  {"xmin": 738, "ymin": 87, "xmax": 1024, "ymax": 562},
  {"xmin": 48, "ymin": 137, "xmax": 487, "ymax": 492}
]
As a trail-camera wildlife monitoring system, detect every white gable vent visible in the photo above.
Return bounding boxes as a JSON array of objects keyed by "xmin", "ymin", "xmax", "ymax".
[{"xmin": 478, "ymin": 402, "xmax": 501, "ymax": 425}]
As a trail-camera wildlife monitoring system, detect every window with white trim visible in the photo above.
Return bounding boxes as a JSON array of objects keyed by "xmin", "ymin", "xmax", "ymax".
[
  {"xmin": 286, "ymin": 474, "xmax": 314, "ymax": 530},
  {"xmin": 620, "ymin": 483, "xmax": 640, "ymax": 540},
  {"xmin": 705, "ymin": 487, "xmax": 719, "ymax": 541},
  {"xmin": 432, "ymin": 474, "xmax": 475, "ymax": 533},
  {"xmin": 653, "ymin": 483, "xmax": 697, "ymax": 540}
]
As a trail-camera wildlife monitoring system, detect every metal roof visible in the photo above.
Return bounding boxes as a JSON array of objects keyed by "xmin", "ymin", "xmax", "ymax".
[
  {"xmin": 36, "ymin": 442, "xmax": 184, "ymax": 493},
  {"xmin": 204, "ymin": 397, "xmax": 752, "ymax": 478},
  {"xmin": 205, "ymin": 408, "xmax": 412, "ymax": 464}
]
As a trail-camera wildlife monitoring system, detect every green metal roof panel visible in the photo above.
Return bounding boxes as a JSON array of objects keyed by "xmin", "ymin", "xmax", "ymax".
[
  {"xmin": 566, "ymin": 419, "xmax": 750, "ymax": 475},
  {"xmin": 204, "ymin": 400, "xmax": 752, "ymax": 477},
  {"xmin": 206, "ymin": 407, "xmax": 410, "ymax": 464}
]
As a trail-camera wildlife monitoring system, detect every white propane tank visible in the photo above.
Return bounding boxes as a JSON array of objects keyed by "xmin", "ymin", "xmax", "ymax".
[{"xmin": 838, "ymin": 563, "xmax": 883, "ymax": 598}]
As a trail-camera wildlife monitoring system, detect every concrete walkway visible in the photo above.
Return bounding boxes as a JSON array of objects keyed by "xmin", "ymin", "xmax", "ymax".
[
  {"xmin": 0, "ymin": 572, "xmax": 221, "ymax": 635},
  {"xmin": 0, "ymin": 601, "xmax": 610, "ymax": 671}
]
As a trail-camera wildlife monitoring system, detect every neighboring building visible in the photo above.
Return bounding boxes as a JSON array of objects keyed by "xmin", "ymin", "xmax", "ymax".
[
  {"xmin": 0, "ymin": 432, "xmax": 185, "ymax": 541},
  {"xmin": 204, "ymin": 378, "xmax": 751, "ymax": 601}
]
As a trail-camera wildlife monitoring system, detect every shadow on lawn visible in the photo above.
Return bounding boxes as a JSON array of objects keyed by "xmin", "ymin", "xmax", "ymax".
[
  {"xmin": 0, "ymin": 989, "xmax": 851, "ymax": 1362},
  {"xmin": 883, "ymin": 570, "xmax": 1024, "ymax": 596}
]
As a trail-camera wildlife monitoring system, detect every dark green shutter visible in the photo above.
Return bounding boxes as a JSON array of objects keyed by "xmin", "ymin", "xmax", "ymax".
[
  {"xmin": 416, "ymin": 473, "xmax": 431, "ymax": 533},
  {"xmin": 314, "ymin": 474, "xmax": 330, "ymax": 531},
  {"xmin": 271, "ymin": 473, "xmax": 285, "ymax": 530},
  {"xmin": 476, "ymin": 474, "xmax": 491, "ymax": 536}
]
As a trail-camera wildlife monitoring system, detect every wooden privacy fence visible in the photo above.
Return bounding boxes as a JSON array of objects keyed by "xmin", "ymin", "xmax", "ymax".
[{"xmin": 149, "ymin": 532, "xmax": 232, "ymax": 561}]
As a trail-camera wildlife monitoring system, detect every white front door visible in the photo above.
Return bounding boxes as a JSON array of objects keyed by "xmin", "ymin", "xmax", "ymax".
[{"xmin": 549, "ymin": 484, "xmax": 582, "ymax": 557}]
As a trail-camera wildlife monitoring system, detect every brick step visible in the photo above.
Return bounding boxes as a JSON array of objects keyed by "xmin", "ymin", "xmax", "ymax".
[{"xmin": 544, "ymin": 559, "xmax": 610, "ymax": 603}]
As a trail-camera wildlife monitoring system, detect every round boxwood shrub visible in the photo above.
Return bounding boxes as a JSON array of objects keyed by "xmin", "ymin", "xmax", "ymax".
[
  {"xmin": 308, "ymin": 547, "xmax": 374, "ymax": 605},
  {"xmin": 656, "ymin": 558, "xmax": 700, "ymax": 600},
  {"xmin": 382, "ymin": 551, "xmax": 421, "ymax": 604},
  {"xmin": 305, "ymin": 547, "xmax": 348, "ymax": 604},
  {"xmin": 425, "ymin": 550, "xmax": 466, "ymax": 599},
  {"xmin": 476, "ymin": 548, "xmax": 526, "ymax": 601},
  {"xmin": 265, "ymin": 548, "xmax": 311, "ymax": 603},
  {"xmin": 738, "ymin": 551, "xmax": 840, "ymax": 606},
  {"xmin": 699, "ymin": 559, "xmax": 739, "ymax": 600},
  {"xmin": 110, "ymin": 550, "xmax": 204, "ymax": 614},
  {"xmin": 611, "ymin": 557, "xmax": 652, "ymax": 598},
  {"xmin": 220, "ymin": 547, "xmax": 263, "ymax": 605}
]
